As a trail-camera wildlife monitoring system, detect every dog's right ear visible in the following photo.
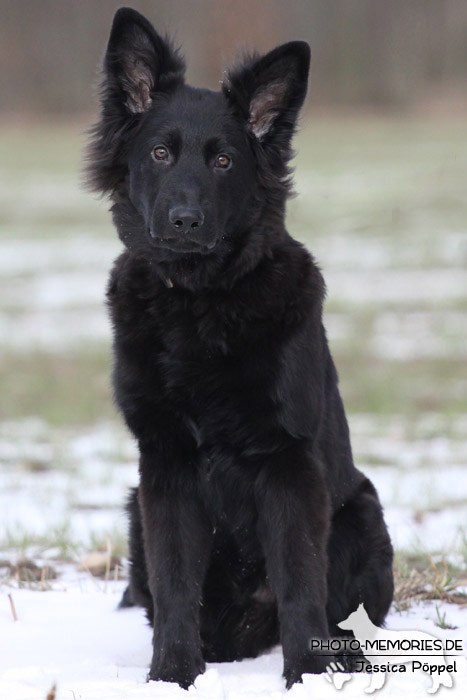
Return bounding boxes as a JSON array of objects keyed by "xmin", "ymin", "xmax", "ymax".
[
  {"xmin": 104, "ymin": 7, "xmax": 185, "ymax": 114},
  {"xmin": 85, "ymin": 8, "xmax": 185, "ymax": 196}
]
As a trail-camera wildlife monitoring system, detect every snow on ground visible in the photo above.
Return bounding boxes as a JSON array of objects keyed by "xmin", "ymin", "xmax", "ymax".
[{"xmin": 1, "ymin": 576, "xmax": 467, "ymax": 700}]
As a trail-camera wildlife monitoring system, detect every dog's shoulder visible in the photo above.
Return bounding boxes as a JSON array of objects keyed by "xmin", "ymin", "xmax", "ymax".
[{"xmin": 263, "ymin": 236, "xmax": 326, "ymax": 328}]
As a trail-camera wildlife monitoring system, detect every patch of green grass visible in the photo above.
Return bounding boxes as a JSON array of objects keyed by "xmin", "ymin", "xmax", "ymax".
[
  {"xmin": 0, "ymin": 122, "xmax": 112, "ymax": 235},
  {"xmin": 337, "ymin": 355, "xmax": 467, "ymax": 417},
  {"xmin": 326, "ymin": 297, "xmax": 467, "ymax": 315},
  {"xmin": 1, "ymin": 523, "xmax": 128, "ymax": 563},
  {"xmin": 457, "ymin": 529, "xmax": 467, "ymax": 572},
  {"xmin": 1, "ymin": 523, "xmax": 76, "ymax": 560},
  {"xmin": 291, "ymin": 117, "xmax": 467, "ymax": 248},
  {"xmin": 393, "ymin": 551, "xmax": 467, "ymax": 612},
  {"xmin": 0, "ymin": 347, "xmax": 116, "ymax": 426},
  {"xmin": 433, "ymin": 605, "xmax": 458, "ymax": 630}
]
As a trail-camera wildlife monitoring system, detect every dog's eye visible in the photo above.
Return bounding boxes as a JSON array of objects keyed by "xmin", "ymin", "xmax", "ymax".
[
  {"xmin": 214, "ymin": 154, "xmax": 231, "ymax": 170},
  {"xmin": 152, "ymin": 146, "xmax": 170, "ymax": 162}
]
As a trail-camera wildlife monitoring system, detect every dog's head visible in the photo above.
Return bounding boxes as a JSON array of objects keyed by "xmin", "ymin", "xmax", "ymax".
[{"xmin": 86, "ymin": 8, "xmax": 310, "ymax": 277}]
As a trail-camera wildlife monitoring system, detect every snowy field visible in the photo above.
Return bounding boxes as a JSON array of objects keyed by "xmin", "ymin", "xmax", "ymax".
[
  {"xmin": 0, "ymin": 118, "xmax": 466, "ymax": 698},
  {"xmin": 1, "ymin": 578, "xmax": 467, "ymax": 700}
]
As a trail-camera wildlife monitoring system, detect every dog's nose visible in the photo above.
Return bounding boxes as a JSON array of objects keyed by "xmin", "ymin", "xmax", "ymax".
[{"xmin": 169, "ymin": 206, "xmax": 204, "ymax": 234}]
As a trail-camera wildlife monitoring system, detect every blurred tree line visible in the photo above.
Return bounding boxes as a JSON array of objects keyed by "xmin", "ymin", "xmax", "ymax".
[{"xmin": 1, "ymin": 0, "xmax": 467, "ymax": 116}]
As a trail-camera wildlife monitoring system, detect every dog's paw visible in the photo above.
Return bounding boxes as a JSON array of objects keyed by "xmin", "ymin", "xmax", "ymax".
[
  {"xmin": 335, "ymin": 651, "xmax": 368, "ymax": 672},
  {"xmin": 148, "ymin": 654, "xmax": 206, "ymax": 689},
  {"xmin": 284, "ymin": 652, "xmax": 334, "ymax": 689}
]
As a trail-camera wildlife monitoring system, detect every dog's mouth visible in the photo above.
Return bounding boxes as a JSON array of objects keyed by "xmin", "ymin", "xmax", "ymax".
[{"xmin": 149, "ymin": 232, "xmax": 219, "ymax": 255}]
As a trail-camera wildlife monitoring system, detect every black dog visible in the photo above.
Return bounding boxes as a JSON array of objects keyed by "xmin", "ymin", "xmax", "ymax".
[{"xmin": 86, "ymin": 7, "xmax": 393, "ymax": 690}]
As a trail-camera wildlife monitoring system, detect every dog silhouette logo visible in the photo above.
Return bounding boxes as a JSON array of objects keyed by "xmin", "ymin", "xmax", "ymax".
[{"xmin": 326, "ymin": 603, "xmax": 456, "ymax": 694}]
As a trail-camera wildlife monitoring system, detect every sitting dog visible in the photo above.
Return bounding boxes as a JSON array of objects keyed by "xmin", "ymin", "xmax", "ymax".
[{"xmin": 86, "ymin": 7, "xmax": 394, "ymax": 689}]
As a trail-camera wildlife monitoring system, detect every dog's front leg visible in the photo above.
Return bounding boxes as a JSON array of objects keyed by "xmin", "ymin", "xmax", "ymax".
[
  {"xmin": 138, "ymin": 442, "xmax": 212, "ymax": 689},
  {"xmin": 255, "ymin": 441, "xmax": 332, "ymax": 689}
]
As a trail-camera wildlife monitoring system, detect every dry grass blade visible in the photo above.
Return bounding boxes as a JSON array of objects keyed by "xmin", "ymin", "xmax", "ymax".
[
  {"xmin": 104, "ymin": 537, "xmax": 112, "ymax": 593},
  {"xmin": 9, "ymin": 558, "xmax": 56, "ymax": 590},
  {"xmin": 46, "ymin": 683, "xmax": 56, "ymax": 700},
  {"xmin": 393, "ymin": 555, "xmax": 467, "ymax": 611},
  {"xmin": 79, "ymin": 550, "xmax": 121, "ymax": 579},
  {"xmin": 8, "ymin": 592, "xmax": 18, "ymax": 622},
  {"xmin": 393, "ymin": 568, "xmax": 429, "ymax": 610}
]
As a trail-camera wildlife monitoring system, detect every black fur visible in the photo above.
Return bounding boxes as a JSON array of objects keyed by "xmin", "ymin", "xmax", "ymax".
[{"xmin": 86, "ymin": 7, "xmax": 393, "ymax": 690}]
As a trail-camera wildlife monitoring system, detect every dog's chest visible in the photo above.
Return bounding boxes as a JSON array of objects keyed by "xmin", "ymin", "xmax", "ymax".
[{"xmin": 148, "ymin": 291, "xmax": 282, "ymax": 446}]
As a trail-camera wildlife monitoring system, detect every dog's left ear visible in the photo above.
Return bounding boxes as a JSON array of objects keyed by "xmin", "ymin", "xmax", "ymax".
[{"xmin": 224, "ymin": 42, "xmax": 310, "ymax": 143}]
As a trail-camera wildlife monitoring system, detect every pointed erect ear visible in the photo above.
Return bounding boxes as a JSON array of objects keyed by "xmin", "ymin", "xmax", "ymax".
[
  {"xmin": 104, "ymin": 7, "xmax": 185, "ymax": 114},
  {"xmin": 224, "ymin": 42, "xmax": 310, "ymax": 142}
]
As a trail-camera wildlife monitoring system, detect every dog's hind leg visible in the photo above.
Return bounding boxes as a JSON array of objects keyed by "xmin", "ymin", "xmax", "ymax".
[
  {"xmin": 119, "ymin": 487, "xmax": 153, "ymax": 618},
  {"xmin": 326, "ymin": 478, "xmax": 394, "ymax": 638}
]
